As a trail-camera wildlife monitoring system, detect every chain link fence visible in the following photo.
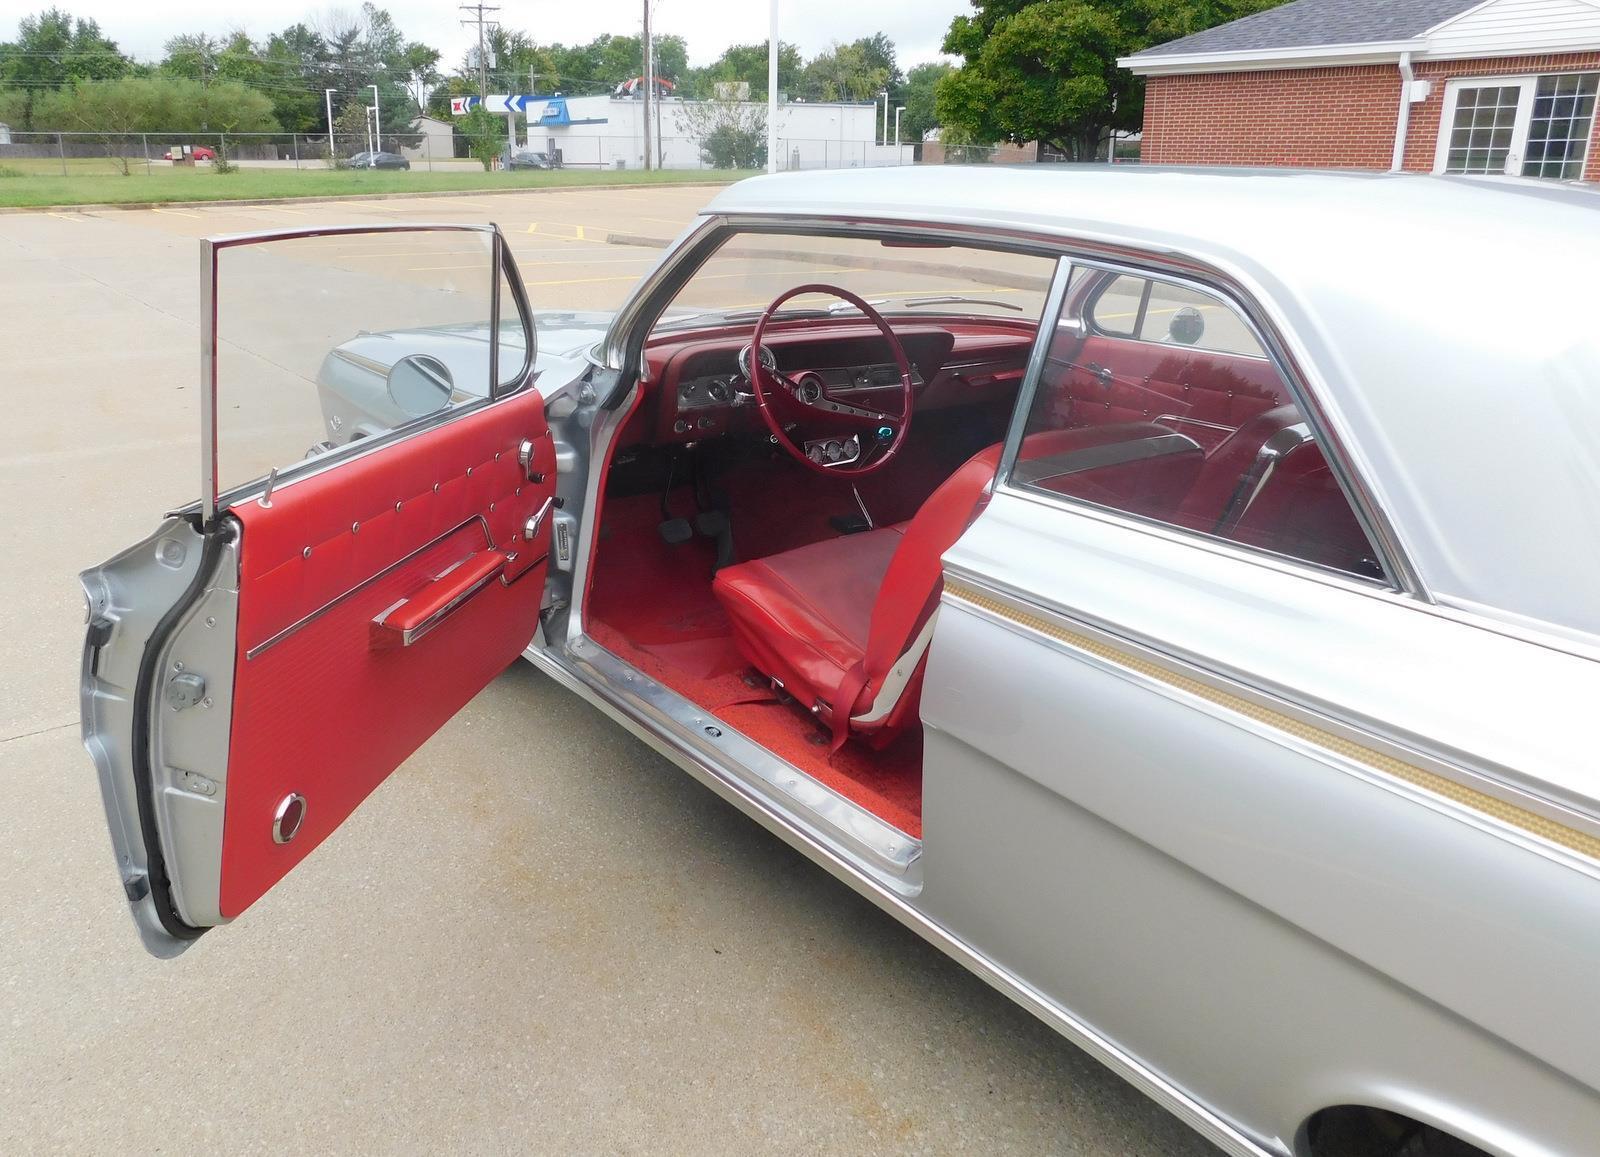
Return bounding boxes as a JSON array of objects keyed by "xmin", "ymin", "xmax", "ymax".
[{"xmin": 0, "ymin": 130, "xmax": 1127, "ymax": 179}]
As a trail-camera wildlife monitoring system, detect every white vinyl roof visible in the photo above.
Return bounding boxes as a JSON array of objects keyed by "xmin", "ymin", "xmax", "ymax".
[{"xmin": 703, "ymin": 166, "xmax": 1600, "ymax": 640}]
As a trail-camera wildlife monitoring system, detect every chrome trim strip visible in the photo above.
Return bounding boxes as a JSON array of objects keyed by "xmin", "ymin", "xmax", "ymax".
[
  {"xmin": 524, "ymin": 639, "xmax": 1272, "ymax": 1157},
  {"xmin": 244, "ymin": 515, "xmax": 491, "ymax": 660},
  {"xmin": 941, "ymin": 572, "xmax": 1600, "ymax": 877},
  {"xmin": 1013, "ymin": 431, "xmax": 1201, "ymax": 488},
  {"xmin": 200, "ymin": 238, "xmax": 218, "ymax": 525}
]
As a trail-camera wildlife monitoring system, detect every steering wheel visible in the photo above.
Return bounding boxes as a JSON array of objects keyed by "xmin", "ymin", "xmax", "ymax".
[{"xmin": 748, "ymin": 284, "xmax": 915, "ymax": 478}]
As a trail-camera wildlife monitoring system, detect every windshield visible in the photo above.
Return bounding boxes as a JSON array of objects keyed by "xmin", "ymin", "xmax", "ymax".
[{"xmin": 651, "ymin": 231, "xmax": 1056, "ymax": 334}]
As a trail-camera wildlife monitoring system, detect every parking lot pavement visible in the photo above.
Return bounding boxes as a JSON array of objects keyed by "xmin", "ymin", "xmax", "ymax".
[{"xmin": 0, "ymin": 188, "xmax": 1222, "ymax": 1155}]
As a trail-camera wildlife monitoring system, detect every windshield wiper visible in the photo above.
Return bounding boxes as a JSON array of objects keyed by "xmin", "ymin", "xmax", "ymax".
[{"xmin": 899, "ymin": 295, "xmax": 1024, "ymax": 312}]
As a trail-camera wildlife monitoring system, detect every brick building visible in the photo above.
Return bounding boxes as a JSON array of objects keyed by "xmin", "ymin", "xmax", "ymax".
[{"xmin": 1120, "ymin": 0, "xmax": 1600, "ymax": 182}]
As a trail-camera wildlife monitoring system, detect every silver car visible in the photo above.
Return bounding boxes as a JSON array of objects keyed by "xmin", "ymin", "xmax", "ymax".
[{"xmin": 80, "ymin": 169, "xmax": 1600, "ymax": 1157}]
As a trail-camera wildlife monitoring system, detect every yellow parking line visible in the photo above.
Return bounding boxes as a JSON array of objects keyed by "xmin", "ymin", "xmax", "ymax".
[{"xmin": 150, "ymin": 207, "xmax": 202, "ymax": 218}]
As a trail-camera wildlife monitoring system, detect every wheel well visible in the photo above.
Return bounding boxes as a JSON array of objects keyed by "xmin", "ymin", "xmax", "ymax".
[{"xmin": 1303, "ymin": 1106, "xmax": 1491, "ymax": 1157}]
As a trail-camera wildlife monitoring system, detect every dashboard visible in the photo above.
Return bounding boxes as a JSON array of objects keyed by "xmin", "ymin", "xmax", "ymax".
[{"xmin": 638, "ymin": 318, "xmax": 1038, "ymax": 447}]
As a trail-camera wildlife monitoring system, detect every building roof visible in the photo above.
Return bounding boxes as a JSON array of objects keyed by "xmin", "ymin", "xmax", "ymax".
[
  {"xmin": 1133, "ymin": 0, "xmax": 1478, "ymax": 58},
  {"xmin": 1121, "ymin": 0, "xmax": 1600, "ymax": 73},
  {"xmin": 703, "ymin": 165, "xmax": 1600, "ymax": 636}
]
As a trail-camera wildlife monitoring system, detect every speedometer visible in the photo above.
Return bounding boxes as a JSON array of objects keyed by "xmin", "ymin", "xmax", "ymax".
[{"xmin": 737, "ymin": 343, "xmax": 777, "ymax": 381}]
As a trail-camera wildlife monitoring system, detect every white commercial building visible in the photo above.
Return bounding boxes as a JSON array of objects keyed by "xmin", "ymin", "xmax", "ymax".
[{"xmin": 510, "ymin": 94, "xmax": 913, "ymax": 171}]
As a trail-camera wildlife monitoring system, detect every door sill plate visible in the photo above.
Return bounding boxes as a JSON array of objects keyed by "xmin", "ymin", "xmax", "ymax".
[{"xmin": 527, "ymin": 632, "xmax": 923, "ymax": 892}]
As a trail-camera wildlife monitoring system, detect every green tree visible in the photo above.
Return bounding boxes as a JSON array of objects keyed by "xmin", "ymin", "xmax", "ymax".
[
  {"xmin": 0, "ymin": 8, "xmax": 131, "ymax": 129},
  {"xmin": 901, "ymin": 61, "xmax": 954, "ymax": 144},
  {"xmin": 395, "ymin": 41, "xmax": 440, "ymax": 114},
  {"xmin": 30, "ymin": 75, "xmax": 277, "ymax": 168},
  {"xmin": 675, "ymin": 98, "xmax": 766, "ymax": 169},
  {"xmin": 802, "ymin": 40, "xmax": 892, "ymax": 103},
  {"xmin": 937, "ymin": 0, "xmax": 1287, "ymax": 159},
  {"xmin": 692, "ymin": 41, "xmax": 803, "ymax": 101},
  {"xmin": 457, "ymin": 106, "xmax": 504, "ymax": 169}
]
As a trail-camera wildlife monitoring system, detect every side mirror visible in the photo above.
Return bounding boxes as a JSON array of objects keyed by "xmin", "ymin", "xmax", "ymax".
[
  {"xmin": 1167, "ymin": 306, "xmax": 1205, "ymax": 346},
  {"xmin": 387, "ymin": 354, "xmax": 454, "ymax": 418}
]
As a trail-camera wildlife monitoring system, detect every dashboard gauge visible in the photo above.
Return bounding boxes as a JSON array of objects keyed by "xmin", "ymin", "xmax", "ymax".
[
  {"xmin": 705, "ymin": 378, "xmax": 732, "ymax": 403},
  {"xmin": 737, "ymin": 343, "xmax": 778, "ymax": 381}
]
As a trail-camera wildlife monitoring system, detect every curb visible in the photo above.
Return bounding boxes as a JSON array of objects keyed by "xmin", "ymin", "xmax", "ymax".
[
  {"xmin": 0, "ymin": 179, "xmax": 737, "ymax": 215},
  {"xmin": 605, "ymin": 232, "xmax": 675, "ymax": 248}
]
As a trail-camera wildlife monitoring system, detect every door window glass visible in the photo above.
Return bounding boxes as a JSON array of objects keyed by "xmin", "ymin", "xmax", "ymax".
[
  {"xmin": 1010, "ymin": 265, "xmax": 1385, "ymax": 582},
  {"xmin": 211, "ymin": 228, "xmax": 527, "ymax": 500}
]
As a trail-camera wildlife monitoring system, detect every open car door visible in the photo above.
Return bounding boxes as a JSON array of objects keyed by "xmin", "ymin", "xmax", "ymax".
[{"xmin": 80, "ymin": 224, "xmax": 559, "ymax": 956}]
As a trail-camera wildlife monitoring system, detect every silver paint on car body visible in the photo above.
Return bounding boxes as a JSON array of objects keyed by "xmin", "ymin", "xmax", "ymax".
[{"xmin": 80, "ymin": 518, "xmax": 238, "ymax": 954}]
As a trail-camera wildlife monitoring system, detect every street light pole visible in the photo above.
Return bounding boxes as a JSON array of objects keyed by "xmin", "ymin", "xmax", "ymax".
[
  {"xmin": 894, "ymin": 105, "xmax": 904, "ymax": 146},
  {"xmin": 370, "ymin": 84, "xmax": 380, "ymax": 152},
  {"xmin": 878, "ymin": 89, "xmax": 889, "ymax": 147},
  {"xmin": 324, "ymin": 88, "xmax": 336, "ymax": 156},
  {"xmin": 641, "ymin": 0, "xmax": 652, "ymax": 171},
  {"xmin": 767, "ymin": 0, "xmax": 778, "ymax": 173}
]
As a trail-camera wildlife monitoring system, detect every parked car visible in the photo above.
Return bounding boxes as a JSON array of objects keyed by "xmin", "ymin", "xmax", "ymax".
[
  {"xmin": 500, "ymin": 148, "xmax": 559, "ymax": 170},
  {"xmin": 162, "ymin": 145, "xmax": 214, "ymax": 162},
  {"xmin": 80, "ymin": 169, "xmax": 1600, "ymax": 1157},
  {"xmin": 346, "ymin": 150, "xmax": 410, "ymax": 170}
]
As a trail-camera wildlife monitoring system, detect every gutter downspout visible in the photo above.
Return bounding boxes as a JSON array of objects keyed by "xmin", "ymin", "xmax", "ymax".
[{"xmin": 1391, "ymin": 51, "xmax": 1414, "ymax": 172}]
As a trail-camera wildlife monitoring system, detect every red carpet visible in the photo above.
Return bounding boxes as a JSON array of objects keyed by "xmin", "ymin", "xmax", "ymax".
[{"xmin": 587, "ymin": 483, "xmax": 925, "ymax": 837}]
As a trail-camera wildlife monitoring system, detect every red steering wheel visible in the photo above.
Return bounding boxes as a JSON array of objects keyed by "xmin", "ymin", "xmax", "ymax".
[{"xmin": 748, "ymin": 284, "xmax": 915, "ymax": 477}]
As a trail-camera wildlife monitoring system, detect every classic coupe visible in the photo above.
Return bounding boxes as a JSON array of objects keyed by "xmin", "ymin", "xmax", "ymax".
[{"xmin": 79, "ymin": 168, "xmax": 1600, "ymax": 1157}]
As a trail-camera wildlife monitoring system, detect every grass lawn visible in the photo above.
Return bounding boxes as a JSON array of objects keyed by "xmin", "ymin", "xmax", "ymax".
[{"xmin": 0, "ymin": 164, "xmax": 744, "ymax": 208}]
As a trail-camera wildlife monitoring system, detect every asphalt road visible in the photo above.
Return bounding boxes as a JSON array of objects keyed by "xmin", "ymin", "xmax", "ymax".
[{"xmin": 0, "ymin": 187, "xmax": 1222, "ymax": 1155}]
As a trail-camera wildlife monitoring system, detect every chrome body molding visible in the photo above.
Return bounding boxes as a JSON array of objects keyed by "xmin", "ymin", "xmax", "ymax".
[
  {"xmin": 939, "ymin": 572, "xmax": 1600, "ymax": 873},
  {"xmin": 520, "ymin": 638, "xmax": 1272, "ymax": 1157}
]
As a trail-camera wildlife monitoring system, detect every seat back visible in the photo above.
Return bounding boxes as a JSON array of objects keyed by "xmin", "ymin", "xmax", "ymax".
[{"xmin": 847, "ymin": 444, "xmax": 1004, "ymax": 741}]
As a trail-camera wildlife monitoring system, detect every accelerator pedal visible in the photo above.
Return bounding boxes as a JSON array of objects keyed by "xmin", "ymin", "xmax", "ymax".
[{"xmin": 695, "ymin": 510, "xmax": 735, "ymax": 572}]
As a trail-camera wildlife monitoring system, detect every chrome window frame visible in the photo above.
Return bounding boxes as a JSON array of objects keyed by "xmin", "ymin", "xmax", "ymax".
[
  {"xmin": 999, "ymin": 255, "xmax": 1406, "ymax": 593},
  {"xmin": 198, "ymin": 222, "xmax": 535, "ymax": 525}
]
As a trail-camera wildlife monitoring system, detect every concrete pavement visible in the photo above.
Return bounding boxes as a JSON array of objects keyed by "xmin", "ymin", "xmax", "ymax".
[{"xmin": 0, "ymin": 187, "xmax": 1221, "ymax": 1155}]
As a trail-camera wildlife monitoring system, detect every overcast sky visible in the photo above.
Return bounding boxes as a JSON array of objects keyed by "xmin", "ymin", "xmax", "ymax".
[{"xmin": 39, "ymin": 1, "xmax": 970, "ymax": 71}]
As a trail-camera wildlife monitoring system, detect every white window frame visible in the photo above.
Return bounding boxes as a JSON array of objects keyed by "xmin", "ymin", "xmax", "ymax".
[{"xmin": 1433, "ymin": 75, "xmax": 1540, "ymax": 177}]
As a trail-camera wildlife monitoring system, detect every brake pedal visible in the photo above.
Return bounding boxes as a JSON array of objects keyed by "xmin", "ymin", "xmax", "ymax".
[{"xmin": 658, "ymin": 517, "xmax": 693, "ymax": 545}]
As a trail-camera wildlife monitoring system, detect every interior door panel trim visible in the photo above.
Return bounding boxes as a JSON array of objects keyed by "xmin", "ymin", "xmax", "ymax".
[
  {"xmin": 244, "ymin": 515, "xmax": 493, "ymax": 660},
  {"xmin": 941, "ymin": 575, "xmax": 1600, "ymax": 876}
]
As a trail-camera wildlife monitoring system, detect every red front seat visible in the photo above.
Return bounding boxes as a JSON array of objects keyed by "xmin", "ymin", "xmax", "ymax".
[{"xmin": 712, "ymin": 445, "xmax": 1003, "ymax": 749}]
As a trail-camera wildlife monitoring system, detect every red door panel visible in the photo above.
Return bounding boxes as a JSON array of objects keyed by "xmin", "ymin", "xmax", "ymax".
[{"xmin": 220, "ymin": 390, "xmax": 556, "ymax": 918}]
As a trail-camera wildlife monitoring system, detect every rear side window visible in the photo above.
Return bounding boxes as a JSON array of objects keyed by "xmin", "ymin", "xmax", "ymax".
[
  {"xmin": 1089, "ymin": 273, "xmax": 1265, "ymax": 358},
  {"xmin": 1012, "ymin": 264, "xmax": 1385, "ymax": 582}
]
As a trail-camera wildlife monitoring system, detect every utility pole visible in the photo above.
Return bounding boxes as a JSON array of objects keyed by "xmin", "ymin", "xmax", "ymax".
[
  {"xmin": 324, "ymin": 88, "xmax": 336, "ymax": 156},
  {"xmin": 641, "ymin": 0, "xmax": 652, "ymax": 170},
  {"xmin": 459, "ymin": 3, "xmax": 500, "ymax": 98},
  {"xmin": 767, "ymin": 0, "xmax": 778, "ymax": 173},
  {"xmin": 370, "ymin": 84, "xmax": 380, "ymax": 152}
]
